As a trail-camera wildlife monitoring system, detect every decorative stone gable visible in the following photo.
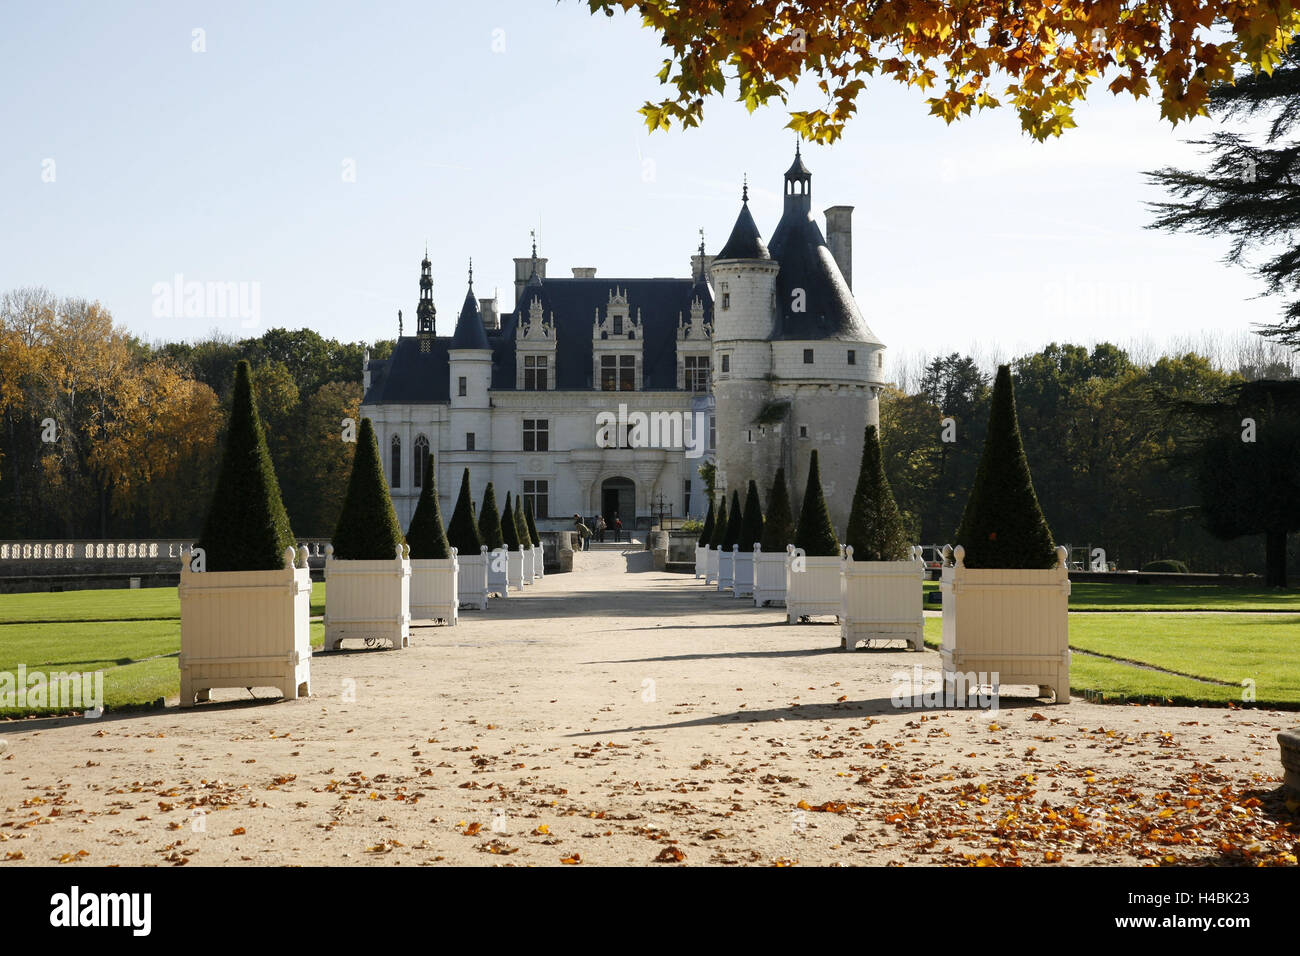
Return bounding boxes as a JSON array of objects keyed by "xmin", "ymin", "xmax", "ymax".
[
  {"xmin": 592, "ymin": 288, "xmax": 644, "ymax": 391},
  {"xmin": 676, "ymin": 292, "xmax": 712, "ymax": 391},
  {"xmin": 515, "ymin": 294, "xmax": 556, "ymax": 391}
]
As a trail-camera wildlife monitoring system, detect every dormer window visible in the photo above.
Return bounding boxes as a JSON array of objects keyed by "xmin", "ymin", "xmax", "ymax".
[{"xmin": 613, "ymin": 315, "xmax": 623, "ymax": 336}]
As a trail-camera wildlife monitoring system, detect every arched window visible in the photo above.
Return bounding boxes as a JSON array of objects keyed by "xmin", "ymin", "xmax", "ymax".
[
  {"xmin": 413, "ymin": 434, "xmax": 429, "ymax": 488},
  {"xmin": 390, "ymin": 434, "xmax": 401, "ymax": 488}
]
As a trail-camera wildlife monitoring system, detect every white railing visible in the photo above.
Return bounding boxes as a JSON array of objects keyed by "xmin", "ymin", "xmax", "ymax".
[{"xmin": 0, "ymin": 539, "xmax": 332, "ymax": 563}]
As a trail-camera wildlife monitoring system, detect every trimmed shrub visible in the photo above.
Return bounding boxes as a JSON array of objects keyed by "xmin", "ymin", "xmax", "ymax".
[
  {"xmin": 197, "ymin": 360, "xmax": 296, "ymax": 572},
  {"xmin": 760, "ymin": 467, "xmax": 794, "ymax": 552},
  {"xmin": 741, "ymin": 480, "xmax": 764, "ymax": 550},
  {"xmin": 709, "ymin": 494, "xmax": 729, "ymax": 550},
  {"xmin": 953, "ymin": 365, "xmax": 1057, "ymax": 569},
  {"xmin": 722, "ymin": 490, "xmax": 743, "ymax": 551},
  {"xmin": 1142, "ymin": 559, "xmax": 1190, "ymax": 574},
  {"xmin": 793, "ymin": 451, "xmax": 840, "ymax": 557},
  {"xmin": 523, "ymin": 498, "xmax": 540, "ymax": 545},
  {"xmin": 697, "ymin": 497, "xmax": 716, "ymax": 547},
  {"xmin": 500, "ymin": 491, "xmax": 522, "ymax": 551},
  {"xmin": 478, "ymin": 483, "xmax": 505, "ymax": 551},
  {"xmin": 845, "ymin": 425, "xmax": 910, "ymax": 562},
  {"xmin": 332, "ymin": 417, "xmax": 406, "ymax": 560},
  {"xmin": 406, "ymin": 449, "xmax": 451, "ymax": 560},
  {"xmin": 445, "ymin": 468, "xmax": 483, "ymax": 556},
  {"xmin": 514, "ymin": 495, "xmax": 532, "ymax": 548}
]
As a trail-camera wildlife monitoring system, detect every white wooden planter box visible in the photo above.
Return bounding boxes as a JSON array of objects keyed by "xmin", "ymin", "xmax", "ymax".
[
  {"xmin": 753, "ymin": 544, "xmax": 788, "ymax": 607},
  {"xmin": 533, "ymin": 544, "xmax": 544, "ymax": 579},
  {"xmin": 179, "ymin": 546, "xmax": 312, "ymax": 707},
  {"xmin": 521, "ymin": 547, "xmax": 535, "ymax": 584},
  {"xmin": 458, "ymin": 546, "xmax": 489, "ymax": 610},
  {"xmin": 840, "ymin": 546, "xmax": 924, "ymax": 651},
  {"xmin": 733, "ymin": 545, "xmax": 755, "ymax": 598},
  {"xmin": 785, "ymin": 546, "xmax": 841, "ymax": 623},
  {"xmin": 704, "ymin": 547, "xmax": 720, "ymax": 585},
  {"xmin": 694, "ymin": 545, "xmax": 707, "ymax": 579},
  {"xmin": 322, "ymin": 545, "xmax": 410, "ymax": 651},
  {"xmin": 507, "ymin": 549, "xmax": 524, "ymax": 591},
  {"xmin": 487, "ymin": 547, "xmax": 509, "ymax": 598},
  {"xmin": 940, "ymin": 545, "xmax": 1070, "ymax": 703},
  {"xmin": 717, "ymin": 548, "xmax": 734, "ymax": 592},
  {"xmin": 409, "ymin": 551, "xmax": 459, "ymax": 626}
]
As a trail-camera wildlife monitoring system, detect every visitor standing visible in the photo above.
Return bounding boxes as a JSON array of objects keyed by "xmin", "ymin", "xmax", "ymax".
[
  {"xmin": 596, "ymin": 514, "xmax": 607, "ymax": 543},
  {"xmin": 614, "ymin": 514, "xmax": 623, "ymax": 542},
  {"xmin": 573, "ymin": 513, "xmax": 592, "ymax": 551}
]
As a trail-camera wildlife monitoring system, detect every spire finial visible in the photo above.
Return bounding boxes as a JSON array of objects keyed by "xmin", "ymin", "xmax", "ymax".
[
  {"xmin": 468, "ymin": 257, "xmax": 473, "ymax": 287},
  {"xmin": 742, "ymin": 174, "xmax": 748, "ymax": 203},
  {"xmin": 530, "ymin": 229, "xmax": 536, "ymax": 259},
  {"xmin": 795, "ymin": 135, "xmax": 801, "ymax": 158},
  {"xmin": 698, "ymin": 227, "xmax": 705, "ymax": 258}
]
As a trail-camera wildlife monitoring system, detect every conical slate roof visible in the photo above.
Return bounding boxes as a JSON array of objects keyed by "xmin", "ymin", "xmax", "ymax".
[
  {"xmin": 716, "ymin": 200, "xmax": 770, "ymax": 261},
  {"xmin": 451, "ymin": 284, "xmax": 489, "ymax": 350}
]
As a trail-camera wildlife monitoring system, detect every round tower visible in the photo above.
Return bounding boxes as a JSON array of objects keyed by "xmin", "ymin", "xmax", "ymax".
[
  {"xmin": 710, "ymin": 180, "xmax": 782, "ymax": 507},
  {"xmin": 449, "ymin": 259, "xmax": 493, "ymax": 460}
]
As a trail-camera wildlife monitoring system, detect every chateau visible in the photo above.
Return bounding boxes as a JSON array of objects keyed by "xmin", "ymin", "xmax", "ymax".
[{"xmin": 361, "ymin": 147, "xmax": 887, "ymax": 533}]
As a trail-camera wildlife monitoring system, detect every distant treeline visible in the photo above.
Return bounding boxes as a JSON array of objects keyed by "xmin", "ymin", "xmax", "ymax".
[{"xmin": 1, "ymin": 286, "xmax": 1292, "ymax": 575}]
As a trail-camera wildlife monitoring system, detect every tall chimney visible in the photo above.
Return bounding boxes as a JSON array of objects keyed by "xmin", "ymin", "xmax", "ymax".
[
  {"xmin": 823, "ymin": 205, "xmax": 853, "ymax": 290},
  {"xmin": 571, "ymin": 267, "xmax": 597, "ymax": 278},
  {"xmin": 513, "ymin": 256, "xmax": 548, "ymax": 309},
  {"xmin": 480, "ymin": 295, "xmax": 499, "ymax": 332}
]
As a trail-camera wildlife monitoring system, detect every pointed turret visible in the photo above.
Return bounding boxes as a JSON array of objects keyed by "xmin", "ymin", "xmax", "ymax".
[
  {"xmin": 716, "ymin": 178, "xmax": 770, "ymax": 261},
  {"xmin": 451, "ymin": 259, "xmax": 490, "ymax": 350},
  {"xmin": 416, "ymin": 247, "xmax": 436, "ymax": 339}
]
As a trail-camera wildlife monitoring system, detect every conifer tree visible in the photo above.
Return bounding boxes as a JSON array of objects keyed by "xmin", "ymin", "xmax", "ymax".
[
  {"xmin": 523, "ymin": 498, "xmax": 540, "ymax": 546},
  {"xmin": 722, "ymin": 489, "xmax": 743, "ymax": 551},
  {"xmin": 501, "ymin": 491, "xmax": 522, "ymax": 551},
  {"xmin": 198, "ymin": 360, "xmax": 296, "ymax": 571},
  {"xmin": 793, "ymin": 451, "xmax": 839, "ymax": 557},
  {"xmin": 478, "ymin": 483, "xmax": 505, "ymax": 551},
  {"xmin": 331, "ymin": 417, "xmax": 406, "ymax": 560},
  {"xmin": 445, "ymin": 468, "xmax": 483, "ymax": 557},
  {"xmin": 740, "ymin": 480, "xmax": 764, "ymax": 550},
  {"xmin": 697, "ymin": 497, "xmax": 715, "ymax": 548},
  {"xmin": 405, "ymin": 449, "xmax": 451, "ymax": 560},
  {"xmin": 514, "ymin": 494, "xmax": 532, "ymax": 548},
  {"xmin": 954, "ymin": 365, "xmax": 1056, "ymax": 569},
  {"xmin": 760, "ymin": 468, "xmax": 794, "ymax": 552},
  {"xmin": 845, "ymin": 425, "xmax": 909, "ymax": 561},
  {"xmin": 708, "ymin": 494, "xmax": 728, "ymax": 550}
]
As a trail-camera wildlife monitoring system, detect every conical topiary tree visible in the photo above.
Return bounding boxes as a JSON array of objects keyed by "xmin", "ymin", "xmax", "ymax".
[
  {"xmin": 523, "ymin": 498, "xmax": 540, "ymax": 546},
  {"xmin": 794, "ymin": 451, "xmax": 839, "ymax": 557},
  {"xmin": 760, "ymin": 468, "xmax": 794, "ymax": 552},
  {"xmin": 198, "ymin": 360, "xmax": 296, "ymax": 571},
  {"xmin": 445, "ymin": 468, "xmax": 483, "ymax": 556},
  {"xmin": 708, "ymin": 494, "xmax": 728, "ymax": 550},
  {"xmin": 406, "ymin": 449, "xmax": 451, "ymax": 560},
  {"xmin": 954, "ymin": 365, "xmax": 1057, "ymax": 569},
  {"xmin": 722, "ymin": 489, "xmax": 743, "ymax": 551},
  {"xmin": 845, "ymin": 425, "xmax": 910, "ymax": 562},
  {"xmin": 501, "ymin": 491, "xmax": 522, "ymax": 551},
  {"xmin": 332, "ymin": 417, "xmax": 406, "ymax": 560},
  {"xmin": 697, "ymin": 497, "xmax": 716, "ymax": 547},
  {"xmin": 741, "ymin": 480, "xmax": 764, "ymax": 550},
  {"xmin": 514, "ymin": 495, "xmax": 532, "ymax": 548},
  {"xmin": 478, "ymin": 483, "xmax": 505, "ymax": 551}
]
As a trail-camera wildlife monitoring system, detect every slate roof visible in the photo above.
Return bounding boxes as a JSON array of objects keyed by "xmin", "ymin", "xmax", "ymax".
[
  {"xmin": 451, "ymin": 286, "xmax": 490, "ymax": 350},
  {"xmin": 766, "ymin": 209, "xmax": 880, "ymax": 344},
  {"xmin": 362, "ymin": 276, "xmax": 712, "ymax": 404},
  {"xmin": 716, "ymin": 201, "xmax": 770, "ymax": 261}
]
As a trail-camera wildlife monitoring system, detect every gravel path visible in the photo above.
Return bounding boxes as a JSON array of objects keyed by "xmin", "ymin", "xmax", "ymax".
[{"xmin": 1, "ymin": 550, "xmax": 1294, "ymax": 867}]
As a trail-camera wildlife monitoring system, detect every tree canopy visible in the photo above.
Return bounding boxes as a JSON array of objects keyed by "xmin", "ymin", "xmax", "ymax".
[{"xmin": 586, "ymin": 0, "xmax": 1300, "ymax": 142}]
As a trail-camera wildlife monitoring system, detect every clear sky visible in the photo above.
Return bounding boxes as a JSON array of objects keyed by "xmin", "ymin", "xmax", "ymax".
[{"xmin": 0, "ymin": 0, "xmax": 1280, "ymax": 372}]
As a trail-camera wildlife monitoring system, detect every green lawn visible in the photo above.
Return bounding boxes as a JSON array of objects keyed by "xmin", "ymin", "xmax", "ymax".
[
  {"xmin": 922, "ymin": 612, "xmax": 1300, "ymax": 706},
  {"xmin": 922, "ymin": 579, "xmax": 1298, "ymax": 612},
  {"xmin": 0, "ymin": 582, "xmax": 326, "ymax": 624},
  {"xmin": 0, "ymin": 613, "xmax": 325, "ymax": 716}
]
